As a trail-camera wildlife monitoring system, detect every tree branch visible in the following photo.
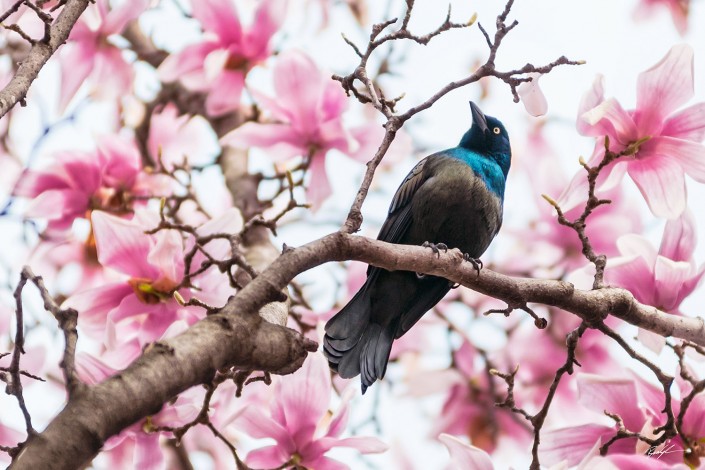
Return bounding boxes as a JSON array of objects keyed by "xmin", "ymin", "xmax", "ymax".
[
  {"xmin": 10, "ymin": 311, "xmax": 317, "ymax": 470},
  {"xmin": 0, "ymin": 0, "xmax": 92, "ymax": 118}
]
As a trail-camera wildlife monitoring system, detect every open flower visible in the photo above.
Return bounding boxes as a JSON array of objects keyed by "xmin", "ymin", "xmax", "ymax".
[
  {"xmin": 13, "ymin": 136, "xmax": 168, "ymax": 234},
  {"xmin": 541, "ymin": 372, "xmax": 705, "ymax": 468},
  {"xmin": 236, "ymin": 352, "xmax": 388, "ymax": 468},
  {"xmin": 158, "ymin": 0, "xmax": 287, "ymax": 116},
  {"xmin": 59, "ymin": 0, "xmax": 149, "ymax": 110},
  {"xmin": 558, "ymin": 45, "xmax": 705, "ymax": 219},
  {"xmin": 63, "ymin": 208, "xmax": 241, "ymax": 348},
  {"xmin": 222, "ymin": 50, "xmax": 387, "ymax": 209},
  {"xmin": 606, "ymin": 209, "xmax": 704, "ymax": 351}
]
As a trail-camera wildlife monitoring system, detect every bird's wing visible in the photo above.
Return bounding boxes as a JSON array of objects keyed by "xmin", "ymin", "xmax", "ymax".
[{"xmin": 375, "ymin": 157, "xmax": 429, "ymax": 244}]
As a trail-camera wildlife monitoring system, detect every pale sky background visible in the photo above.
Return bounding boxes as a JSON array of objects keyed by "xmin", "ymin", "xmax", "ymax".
[{"xmin": 2, "ymin": 0, "xmax": 705, "ymax": 468}]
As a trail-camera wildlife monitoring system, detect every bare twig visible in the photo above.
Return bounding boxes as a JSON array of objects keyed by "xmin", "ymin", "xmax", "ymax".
[{"xmin": 335, "ymin": 0, "xmax": 582, "ymax": 234}]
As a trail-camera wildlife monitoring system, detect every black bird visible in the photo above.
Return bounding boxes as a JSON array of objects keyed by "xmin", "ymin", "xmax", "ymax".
[{"xmin": 323, "ymin": 102, "xmax": 511, "ymax": 393}]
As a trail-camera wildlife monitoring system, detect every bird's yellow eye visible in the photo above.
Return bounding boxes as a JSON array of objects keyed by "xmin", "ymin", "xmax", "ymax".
[{"xmin": 493, "ymin": 127, "xmax": 501, "ymax": 135}]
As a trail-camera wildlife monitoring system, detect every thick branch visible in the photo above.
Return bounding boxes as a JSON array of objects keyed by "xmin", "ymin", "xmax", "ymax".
[
  {"xmin": 0, "ymin": 0, "xmax": 92, "ymax": 118},
  {"xmin": 10, "ymin": 312, "xmax": 316, "ymax": 470},
  {"xmin": 11, "ymin": 228, "xmax": 703, "ymax": 467},
  {"xmin": 231, "ymin": 233, "xmax": 705, "ymax": 346}
]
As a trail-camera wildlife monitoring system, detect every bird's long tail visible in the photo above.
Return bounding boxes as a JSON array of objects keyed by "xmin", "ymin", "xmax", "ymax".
[{"xmin": 324, "ymin": 288, "xmax": 395, "ymax": 394}]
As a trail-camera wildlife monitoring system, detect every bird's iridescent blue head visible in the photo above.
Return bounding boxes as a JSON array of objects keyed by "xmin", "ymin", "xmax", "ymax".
[{"xmin": 459, "ymin": 102, "xmax": 511, "ymax": 177}]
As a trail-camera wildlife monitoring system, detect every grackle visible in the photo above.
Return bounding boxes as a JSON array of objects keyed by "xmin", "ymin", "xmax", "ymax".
[{"xmin": 324, "ymin": 101, "xmax": 511, "ymax": 393}]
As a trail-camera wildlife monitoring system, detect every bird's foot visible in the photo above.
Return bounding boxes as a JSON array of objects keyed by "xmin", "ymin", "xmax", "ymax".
[
  {"xmin": 422, "ymin": 241, "xmax": 448, "ymax": 258},
  {"xmin": 463, "ymin": 253, "xmax": 483, "ymax": 276}
]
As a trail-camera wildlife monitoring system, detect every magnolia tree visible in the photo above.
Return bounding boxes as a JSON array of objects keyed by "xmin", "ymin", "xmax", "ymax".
[{"xmin": 1, "ymin": 0, "xmax": 704, "ymax": 469}]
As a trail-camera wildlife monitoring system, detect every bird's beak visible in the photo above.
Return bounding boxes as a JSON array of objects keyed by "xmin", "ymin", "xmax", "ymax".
[{"xmin": 469, "ymin": 101, "xmax": 489, "ymax": 135}]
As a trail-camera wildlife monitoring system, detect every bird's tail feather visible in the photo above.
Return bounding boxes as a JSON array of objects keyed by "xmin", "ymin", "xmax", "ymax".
[
  {"xmin": 324, "ymin": 288, "xmax": 395, "ymax": 393},
  {"xmin": 325, "ymin": 322, "xmax": 395, "ymax": 394}
]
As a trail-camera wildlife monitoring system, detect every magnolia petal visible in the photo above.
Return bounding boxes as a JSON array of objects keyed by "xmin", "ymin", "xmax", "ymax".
[
  {"xmin": 580, "ymin": 98, "xmax": 638, "ymax": 144},
  {"xmin": 246, "ymin": 445, "xmax": 290, "ymax": 468},
  {"xmin": 318, "ymin": 118, "xmax": 356, "ymax": 155},
  {"xmin": 97, "ymin": 136, "xmax": 142, "ymax": 188},
  {"xmin": 204, "ymin": 70, "xmax": 245, "ymax": 117},
  {"xmin": 25, "ymin": 189, "xmax": 87, "ymax": 224},
  {"xmin": 250, "ymin": 88, "xmax": 293, "ymax": 122},
  {"xmin": 328, "ymin": 436, "xmax": 389, "ymax": 454},
  {"xmin": 61, "ymin": 156, "xmax": 103, "ymax": 193},
  {"xmin": 192, "ymin": 0, "xmax": 242, "ymax": 44},
  {"xmin": 517, "ymin": 73, "xmax": 548, "ymax": 117},
  {"xmin": 108, "ymin": 293, "xmax": 154, "ymax": 323},
  {"xmin": 641, "ymin": 136, "xmax": 705, "ymax": 183},
  {"xmin": 439, "ymin": 433, "xmax": 494, "ymax": 470},
  {"xmin": 682, "ymin": 394, "xmax": 705, "ymax": 438},
  {"xmin": 326, "ymin": 388, "xmax": 354, "ymax": 438},
  {"xmin": 242, "ymin": 0, "xmax": 287, "ymax": 60},
  {"xmin": 101, "ymin": 0, "xmax": 148, "ymax": 34},
  {"xmin": 59, "ymin": 41, "xmax": 96, "ymax": 112},
  {"xmin": 220, "ymin": 122, "xmax": 306, "ymax": 161},
  {"xmin": 627, "ymin": 154, "xmax": 686, "ymax": 219},
  {"xmin": 134, "ymin": 432, "xmax": 164, "ymax": 470},
  {"xmin": 636, "ymin": 328, "xmax": 667, "ymax": 354},
  {"xmin": 13, "ymin": 170, "xmax": 66, "ymax": 197},
  {"xmin": 273, "ymin": 51, "xmax": 324, "ymax": 136},
  {"xmin": 91, "ymin": 47, "xmax": 134, "ymax": 102},
  {"xmin": 577, "ymin": 374, "xmax": 644, "ymax": 431},
  {"xmin": 320, "ymin": 77, "xmax": 349, "ymax": 122},
  {"xmin": 275, "ymin": 353, "xmax": 331, "ymax": 442},
  {"xmin": 300, "ymin": 456, "xmax": 348, "ymax": 470},
  {"xmin": 158, "ymin": 42, "xmax": 218, "ymax": 86},
  {"xmin": 237, "ymin": 407, "xmax": 295, "ymax": 451},
  {"xmin": 654, "ymin": 257, "xmax": 696, "ymax": 310},
  {"xmin": 91, "ymin": 211, "xmax": 158, "ymax": 279},
  {"xmin": 306, "ymin": 152, "xmax": 332, "ymax": 210},
  {"xmin": 540, "ymin": 424, "xmax": 634, "ymax": 467},
  {"xmin": 662, "ymin": 102, "xmax": 705, "ymax": 142},
  {"xmin": 605, "ymin": 254, "xmax": 656, "ymax": 305},
  {"xmin": 148, "ymin": 229, "xmax": 185, "ymax": 284},
  {"xmin": 577, "ymin": 75, "xmax": 606, "ymax": 136},
  {"xmin": 660, "ymin": 208, "xmax": 697, "ymax": 261},
  {"xmin": 636, "ymin": 44, "xmax": 694, "ymax": 135},
  {"xmin": 616, "ymin": 233, "xmax": 658, "ymax": 264},
  {"xmin": 64, "ymin": 283, "xmax": 132, "ymax": 337}
]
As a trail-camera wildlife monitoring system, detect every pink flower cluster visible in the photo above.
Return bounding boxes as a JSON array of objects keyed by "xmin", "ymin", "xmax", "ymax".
[
  {"xmin": 159, "ymin": 0, "xmax": 287, "ymax": 116},
  {"xmin": 559, "ymin": 45, "xmax": 705, "ymax": 220}
]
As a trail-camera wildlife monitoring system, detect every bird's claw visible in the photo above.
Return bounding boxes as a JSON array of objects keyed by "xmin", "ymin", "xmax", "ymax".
[
  {"xmin": 422, "ymin": 241, "xmax": 448, "ymax": 258},
  {"xmin": 463, "ymin": 253, "xmax": 483, "ymax": 276}
]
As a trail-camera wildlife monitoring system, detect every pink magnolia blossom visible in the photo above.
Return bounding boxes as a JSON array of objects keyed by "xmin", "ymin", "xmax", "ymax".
[
  {"xmin": 13, "ymin": 136, "xmax": 169, "ymax": 234},
  {"xmin": 558, "ymin": 44, "xmax": 705, "ymax": 219},
  {"xmin": 541, "ymin": 372, "xmax": 705, "ymax": 468},
  {"xmin": 63, "ymin": 208, "xmax": 241, "ymax": 348},
  {"xmin": 58, "ymin": 0, "xmax": 149, "ymax": 110},
  {"xmin": 635, "ymin": 0, "xmax": 690, "ymax": 35},
  {"xmin": 221, "ymin": 50, "xmax": 391, "ymax": 209},
  {"xmin": 158, "ymin": 0, "xmax": 287, "ymax": 116},
  {"xmin": 147, "ymin": 104, "xmax": 215, "ymax": 170},
  {"xmin": 236, "ymin": 352, "xmax": 388, "ymax": 469},
  {"xmin": 606, "ymin": 209, "xmax": 704, "ymax": 351}
]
